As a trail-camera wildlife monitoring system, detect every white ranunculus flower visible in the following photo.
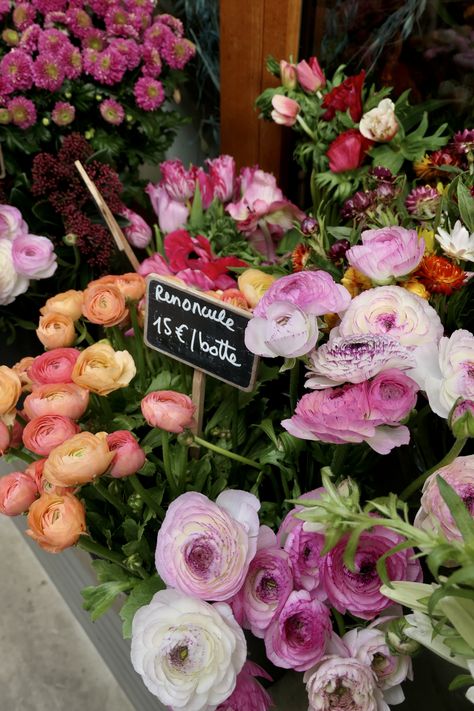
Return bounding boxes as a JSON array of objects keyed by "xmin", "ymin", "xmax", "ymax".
[
  {"xmin": 131, "ymin": 589, "xmax": 246, "ymax": 711},
  {"xmin": 436, "ymin": 220, "xmax": 474, "ymax": 262},
  {"xmin": 0, "ymin": 239, "xmax": 29, "ymax": 305},
  {"xmin": 359, "ymin": 99, "xmax": 399, "ymax": 142}
]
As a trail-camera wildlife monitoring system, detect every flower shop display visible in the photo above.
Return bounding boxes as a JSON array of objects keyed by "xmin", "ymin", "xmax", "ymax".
[{"xmin": 1, "ymin": 50, "xmax": 474, "ymax": 711}]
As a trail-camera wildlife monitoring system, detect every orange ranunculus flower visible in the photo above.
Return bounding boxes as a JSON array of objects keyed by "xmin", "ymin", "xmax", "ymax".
[
  {"xmin": 415, "ymin": 255, "xmax": 468, "ymax": 295},
  {"xmin": 82, "ymin": 283, "xmax": 129, "ymax": 327},
  {"xmin": 23, "ymin": 383, "xmax": 90, "ymax": 420},
  {"xmin": 26, "ymin": 492, "xmax": 86, "ymax": 553},
  {"xmin": 341, "ymin": 267, "xmax": 372, "ymax": 298},
  {"xmin": 90, "ymin": 273, "xmax": 146, "ymax": 301},
  {"xmin": 40, "ymin": 290, "xmax": 84, "ymax": 321},
  {"xmin": 12, "ymin": 356, "xmax": 35, "ymax": 392},
  {"xmin": 43, "ymin": 431, "xmax": 114, "ymax": 487},
  {"xmin": 0, "ymin": 365, "xmax": 22, "ymax": 425},
  {"xmin": 237, "ymin": 269, "xmax": 276, "ymax": 309},
  {"xmin": 71, "ymin": 342, "xmax": 136, "ymax": 395},
  {"xmin": 37, "ymin": 312, "xmax": 76, "ymax": 349}
]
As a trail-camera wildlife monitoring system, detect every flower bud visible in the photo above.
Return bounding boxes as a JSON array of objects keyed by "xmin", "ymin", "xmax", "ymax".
[
  {"xmin": 127, "ymin": 493, "xmax": 143, "ymax": 512},
  {"xmin": 280, "ymin": 60, "xmax": 297, "ymax": 90},
  {"xmin": 328, "ymin": 239, "xmax": 351, "ymax": 264},
  {"xmin": 0, "ymin": 108, "xmax": 11, "ymax": 124},
  {"xmin": 301, "ymin": 216, "xmax": 319, "ymax": 235},
  {"xmin": 2, "ymin": 29, "xmax": 19, "ymax": 46},
  {"xmin": 125, "ymin": 553, "xmax": 143, "ymax": 571},
  {"xmin": 63, "ymin": 233, "xmax": 77, "ymax": 246},
  {"xmin": 177, "ymin": 431, "xmax": 195, "ymax": 446},
  {"xmin": 449, "ymin": 399, "xmax": 474, "ymax": 438},
  {"xmin": 385, "ymin": 617, "xmax": 421, "ymax": 656},
  {"xmin": 42, "ymin": 117, "xmax": 50, "ymax": 126}
]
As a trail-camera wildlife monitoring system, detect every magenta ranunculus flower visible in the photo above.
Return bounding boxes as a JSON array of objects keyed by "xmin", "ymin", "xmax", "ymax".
[
  {"xmin": 304, "ymin": 655, "xmax": 386, "ymax": 711},
  {"xmin": 146, "ymin": 182, "xmax": 190, "ymax": 233},
  {"xmin": 415, "ymin": 455, "xmax": 474, "ymax": 542},
  {"xmin": 106, "ymin": 430, "xmax": 146, "ymax": 478},
  {"xmin": 215, "ymin": 661, "xmax": 273, "ymax": 711},
  {"xmin": 134, "ymin": 76, "xmax": 165, "ymax": 110},
  {"xmin": 11, "ymin": 233, "xmax": 57, "ymax": 279},
  {"xmin": 28, "ymin": 348, "xmax": 80, "ymax": 385},
  {"xmin": 206, "ymin": 154, "xmax": 236, "ymax": 202},
  {"xmin": 346, "ymin": 226, "xmax": 425, "ymax": 284},
  {"xmin": 264, "ymin": 589, "xmax": 332, "ymax": 671},
  {"xmin": 367, "ymin": 369, "xmax": 418, "ymax": 424},
  {"xmin": 155, "ymin": 490, "xmax": 260, "ymax": 601},
  {"xmin": 320, "ymin": 526, "xmax": 421, "ymax": 620},
  {"xmin": 121, "ymin": 207, "xmax": 152, "ymax": 249},
  {"xmin": 234, "ymin": 546, "xmax": 294, "ymax": 638}
]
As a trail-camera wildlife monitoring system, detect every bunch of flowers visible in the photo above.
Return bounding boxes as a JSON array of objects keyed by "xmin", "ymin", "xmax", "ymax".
[{"xmin": 0, "ymin": 0, "xmax": 195, "ymax": 190}]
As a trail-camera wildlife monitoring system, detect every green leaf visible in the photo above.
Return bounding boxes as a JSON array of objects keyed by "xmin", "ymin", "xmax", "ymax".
[
  {"xmin": 376, "ymin": 541, "xmax": 416, "ymax": 588},
  {"xmin": 279, "ymin": 358, "xmax": 296, "ymax": 373},
  {"xmin": 136, "ymin": 459, "xmax": 156, "ymax": 477},
  {"xmin": 437, "ymin": 476, "xmax": 474, "ymax": 544},
  {"xmin": 189, "ymin": 181, "xmax": 204, "ymax": 230},
  {"xmin": 343, "ymin": 524, "xmax": 371, "ymax": 572},
  {"xmin": 91, "ymin": 560, "xmax": 130, "ymax": 584},
  {"xmin": 449, "ymin": 674, "xmax": 474, "ymax": 691},
  {"xmin": 457, "ymin": 181, "xmax": 474, "ymax": 233},
  {"xmin": 276, "ymin": 228, "xmax": 301, "ymax": 254},
  {"xmin": 112, "ymin": 414, "xmax": 145, "ymax": 430},
  {"xmin": 369, "ymin": 145, "xmax": 405, "ymax": 174},
  {"xmin": 120, "ymin": 576, "xmax": 166, "ymax": 638},
  {"xmin": 82, "ymin": 581, "xmax": 132, "ymax": 621}
]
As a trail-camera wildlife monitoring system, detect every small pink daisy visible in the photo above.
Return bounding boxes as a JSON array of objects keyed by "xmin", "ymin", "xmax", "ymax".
[
  {"xmin": 19, "ymin": 23, "xmax": 41, "ymax": 52},
  {"xmin": 86, "ymin": 47, "xmax": 127, "ymax": 85},
  {"xmin": 144, "ymin": 21, "xmax": 174, "ymax": 49},
  {"xmin": 43, "ymin": 10, "xmax": 67, "ymax": 27},
  {"xmin": 161, "ymin": 36, "xmax": 195, "ymax": 70},
  {"xmin": 99, "ymin": 98, "xmax": 125, "ymax": 125},
  {"xmin": 0, "ymin": 0, "xmax": 11, "ymax": 18},
  {"xmin": 87, "ymin": 0, "xmax": 113, "ymax": 19},
  {"xmin": 33, "ymin": 0, "xmax": 68, "ymax": 14},
  {"xmin": 7, "ymin": 96, "xmax": 37, "ymax": 129},
  {"xmin": 157, "ymin": 13, "xmax": 184, "ymax": 36},
  {"xmin": 133, "ymin": 76, "xmax": 165, "ymax": 110},
  {"xmin": 61, "ymin": 44, "xmax": 82, "ymax": 79},
  {"xmin": 33, "ymin": 52, "xmax": 66, "ymax": 91},
  {"xmin": 141, "ymin": 43, "xmax": 162, "ymax": 77},
  {"xmin": 12, "ymin": 3, "xmax": 36, "ymax": 30},
  {"xmin": 51, "ymin": 100, "xmax": 75, "ymax": 126},
  {"xmin": 81, "ymin": 27, "xmax": 106, "ymax": 51},
  {"xmin": 0, "ymin": 50, "xmax": 34, "ymax": 91},
  {"xmin": 108, "ymin": 38, "xmax": 141, "ymax": 70},
  {"xmin": 65, "ymin": 7, "xmax": 93, "ymax": 37},
  {"xmin": 38, "ymin": 27, "xmax": 69, "ymax": 53}
]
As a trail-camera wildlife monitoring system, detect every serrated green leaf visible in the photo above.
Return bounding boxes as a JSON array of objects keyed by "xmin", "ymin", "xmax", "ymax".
[
  {"xmin": 82, "ymin": 581, "xmax": 132, "ymax": 621},
  {"xmin": 120, "ymin": 576, "xmax": 166, "ymax": 638},
  {"xmin": 112, "ymin": 413, "xmax": 145, "ymax": 430},
  {"xmin": 91, "ymin": 560, "xmax": 130, "ymax": 584}
]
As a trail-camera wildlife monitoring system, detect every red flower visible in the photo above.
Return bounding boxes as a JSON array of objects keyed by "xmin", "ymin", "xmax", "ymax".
[
  {"xmin": 164, "ymin": 230, "xmax": 213, "ymax": 272},
  {"xmin": 326, "ymin": 129, "xmax": 373, "ymax": 173},
  {"xmin": 415, "ymin": 255, "xmax": 468, "ymax": 295},
  {"xmin": 199, "ymin": 256, "xmax": 247, "ymax": 290},
  {"xmin": 322, "ymin": 70, "xmax": 365, "ymax": 122}
]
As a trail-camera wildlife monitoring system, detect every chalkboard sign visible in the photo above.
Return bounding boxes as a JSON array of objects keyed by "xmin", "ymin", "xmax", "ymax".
[{"xmin": 144, "ymin": 276, "xmax": 259, "ymax": 391}]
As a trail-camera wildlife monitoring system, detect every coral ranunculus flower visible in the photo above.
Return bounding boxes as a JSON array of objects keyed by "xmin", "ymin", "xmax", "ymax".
[{"xmin": 415, "ymin": 255, "xmax": 468, "ymax": 295}]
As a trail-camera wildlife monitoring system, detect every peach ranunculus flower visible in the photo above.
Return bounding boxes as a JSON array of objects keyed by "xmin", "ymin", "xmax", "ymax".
[
  {"xmin": 22, "ymin": 414, "xmax": 80, "ymax": 456},
  {"xmin": 0, "ymin": 471, "xmax": 38, "ymax": 515},
  {"xmin": 37, "ymin": 312, "xmax": 76, "ymax": 349},
  {"xmin": 40, "ymin": 290, "xmax": 84, "ymax": 321},
  {"xmin": 0, "ymin": 421, "xmax": 11, "ymax": 454},
  {"xmin": 71, "ymin": 342, "xmax": 136, "ymax": 395},
  {"xmin": 91, "ymin": 273, "xmax": 146, "ymax": 302},
  {"xmin": 141, "ymin": 390, "xmax": 196, "ymax": 433},
  {"xmin": 0, "ymin": 365, "xmax": 22, "ymax": 425},
  {"xmin": 24, "ymin": 458, "xmax": 74, "ymax": 496},
  {"xmin": 238, "ymin": 269, "xmax": 276, "ymax": 309},
  {"xmin": 26, "ymin": 492, "xmax": 86, "ymax": 553},
  {"xmin": 82, "ymin": 283, "xmax": 129, "ymax": 327},
  {"xmin": 23, "ymin": 383, "xmax": 90, "ymax": 420},
  {"xmin": 12, "ymin": 356, "xmax": 35, "ymax": 392},
  {"xmin": 43, "ymin": 431, "xmax": 114, "ymax": 487}
]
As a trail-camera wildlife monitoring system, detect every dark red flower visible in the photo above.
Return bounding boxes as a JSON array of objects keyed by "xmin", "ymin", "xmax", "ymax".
[
  {"xmin": 415, "ymin": 255, "xmax": 468, "ymax": 295},
  {"xmin": 326, "ymin": 129, "xmax": 373, "ymax": 173},
  {"xmin": 322, "ymin": 70, "xmax": 365, "ymax": 122}
]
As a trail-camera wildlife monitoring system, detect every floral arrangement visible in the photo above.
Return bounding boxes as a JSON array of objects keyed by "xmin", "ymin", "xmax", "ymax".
[
  {"xmin": 0, "ymin": 0, "xmax": 195, "ymax": 196},
  {"xmin": 1, "ymin": 53, "xmax": 474, "ymax": 711}
]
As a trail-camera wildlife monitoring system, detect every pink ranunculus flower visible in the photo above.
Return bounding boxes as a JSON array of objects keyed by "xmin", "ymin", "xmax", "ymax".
[
  {"xmin": 415, "ymin": 455, "xmax": 474, "ymax": 542},
  {"xmin": 23, "ymin": 383, "xmax": 90, "ymax": 420},
  {"xmin": 0, "ymin": 421, "xmax": 11, "ymax": 454},
  {"xmin": 320, "ymin": 526, "xmax": 421, "ymax": 620},
  {"xmin": 145, "ymin": 182, "xmax": 189, "ymax": 234},
  {"xmin": 141, "ymin": 390, "xmax": 195, "ymax": 433},
  {"xmin": 367, "ymin": 369, "xmax": 419, "ymax": 424},
  {"xmin": 271, "ymin": 94, "xmax": 300, "ymax": 126},
  {"xmin": 215, "ymin": 661, "xmax": 273, "ymax": 711},
  {"xmin": 120, "ymin": 207, "xmax": 152, "ymax": 249},
  {"xmin": 155, "ymin": 490, "xmax": 260, "ymax": 602},
  {"xmin": 335, "ymin": 285, "xmax": 444, "ymax": 348},
  {"xmin": 254, "ymin": 271, "xmax": 351, "ymax": 317},
  {"xmin": 304, "ymin": 655, "xmax": 387, "ymax": 711},
  {"xmin": 28, "ymin": 348, "xmax": 80, "ymax": 385},
  {"xmin": 346, "ymin": 227, "xmax": 425, "ymax": 284},
  {"xmin": 11, "ymin": 233, "xmax": 57, "ymax": 279},
  {"xmin": 0, "ymin": 204, "xmax": 28, "ymax": 239},
  {"xmin": 206, "ymin": 154, "xmax": 236, "ymax": 202},
  {"xmin": 0, "ymin": 471, "xmax": 38, "ymax": 515},
  {"xmin": 283, "ymin": 518, "xmax": 326, "ymax": 597},
  {"xmin": 264, "ymin": 589, "xmax": 332, "ymax": 671},
  {"xmin": 106, "ymin": 430, "xmax": 146, "ymax": 478},
  {"xmin": 234, "ymin": 546, "xmax": 294, "ymax": 638},
  {"xmin": 22, "ymin": 414, "xmax": 80, "ymax": 456},
  {"xmin": 296, "ymin": 56, "xmax": 326, "ymax": 92},
  {"xmin": 159, "ymin": 158, "xmax": 196, "ymax": 202},
  {"xmin": 245, "ymin": 301, "xmax": 319, "ymax": 358},
  {"xmin": 137, "ymin": 252, "xmax": 173, "ymax": 278}
]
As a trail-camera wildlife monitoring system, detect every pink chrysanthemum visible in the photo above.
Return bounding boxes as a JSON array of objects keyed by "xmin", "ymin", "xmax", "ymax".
[
  {"xmin": 99, "ymin": 98, "xmax": 125, "ymax": 125},
  {"xmin": 85, "ymin": 47, "xmax": 127, "ymax": 85},
  {"xmin": 405, "ymin": 186, "xmax": 441, "ymax": 219},
  {"xmin": 65, "ymin": 7, "xmax": 93, "ymax": 37},
  {"xmin": 158, "ymin": 13, "xmax": 184, "ymax": 36},
  {"xmin": 81, "ymin": 28, "xmax": 106, "ymax": 51},
  {"xmin": 0, "ymin": 50, "xmax": 34, "ymax": 91},
  {"xmin": 86, "ymin": 0, "xmax": 110, "ymax": 18},
  {"xmin": 43, "ymin": 10, "xmax": 67, "ymax": 27},
  {"xmin": 144, "ymin": 21, "xmax": 174, "ymax": 49},
  {"xmin": 131, "ymin": 7, "xmax": 152, "ymax": 32},
  {"xmin": 133, "ymin": 76, "xmax": 165, "ymax": 110},
  {"xmin": 12, "ymin": 3, "xmax": 36, "ymax": 30},
  {"xmin": 38, "ymin": 27, "xmax": 69, "ymax": 53},
  {"xmin": 108, "ymin": 37, "xmax": 141, "ymax": 70},
  {"xmin": 51, "ymin": 101, "xmax": 75, "ymax": 126},
  {"xmin": 161, "ymin": 35, "xmax": 195, "ymax": 69},
  {"xmin": 0, "ymin": 0, "xmax": 11, "ymax": 17},
  {"xmin": 141, "ymin": 43, "xmax": 162, "ymax": 76},
  {"xmin": 33, "ymin": 52, "xmax": 65, "ymax": 91},
  {"xmin": 32, "ymin": 0, "xmax": 68, "ymax": 14},
  {"xmin": 61, "ymin": 44, "xmax": 82, "ymax": 79},
  {"xmin": 19, "ymin": 23, "xmax": 41, "ymax": 52},
  {"xmin": 7, "ymin": 96, "xmax": 37, "ymax": 129}
]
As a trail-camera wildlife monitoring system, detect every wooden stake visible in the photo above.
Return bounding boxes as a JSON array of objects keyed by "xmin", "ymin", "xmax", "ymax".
[
  {"xmin": 74, "ymin": 160, "xmax": 141, "ymax": 272},
  {"xmin": 190, "ymin": 369, "xmax": 206, "ymax": 456}
]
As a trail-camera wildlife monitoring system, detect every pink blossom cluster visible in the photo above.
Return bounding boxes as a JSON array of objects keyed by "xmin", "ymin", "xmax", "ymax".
[
  {"xmin": 146, "ymin": 155, "xmax": 304, "ymax": 260},
  {"xmin": 0, "ymin": 204, "xmax": 57, "ymax": 305},
  {"xmin": 0, "ymin": 1, "xmax": 195, "ymax": 127}
]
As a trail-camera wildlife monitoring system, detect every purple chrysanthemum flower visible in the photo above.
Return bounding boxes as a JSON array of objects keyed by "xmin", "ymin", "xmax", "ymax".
[
  {"xmin": 86, "ymin": 0, "xmax": 110, "ymax": 18},
  {"xmin": 33, "ymin": 0, "xmax": 67, "ymax": 13},
  {"xmin": 341, "ymin": 190, "xmax": 376, "ymax": 220},
  {"xmin": 0, "ymin": 0, "xmax": 11, "ymax": 17},
  {"xmin": 33, "ymin": 52, "xmax": 65, "ymax": 91},
  {"xmin": 109, "ymin": 37, "xmax": 141, "ymax": 70},
  {"xmin": 19, "ymin": 23, "xmax": 41, "ymax": 52},
  {"xmin": 134, "ymin": 76, "xmax": 165, "ymax": 110},
  {"xmin": 51, "ymin": 101, "xmax": 75, "ymax": 126},
  {"xmin": 158, "ymin": 13, "xmax": 184, "ymax": 36},
  {"xmin": 7, "ymin": 96, "xmax": 37, "ymax": 129},
  {"xmin": 0, "ymin": 49, "xmax": 34, "ymax": 91},
  {"xmin": 161, "ymin": 35, "xmax": 195, "ymax": 69},
  {"xmin": 141, "ymin": 43, "xmax": 162, "ymax": 76},
  {"xmin": 99, "ymin": 98, "xmax": 125, "ymax": 125},
  {"xmin": 306, "ymin": 333, "xmax": 414, "ymax": 389},
  {"xmin": 405, "ymin": 185, "xmax": 440, "ymax": 218},
  {"xmin": 43, "ymin": 10, "xmax": 67, "ymax": 27},
  {"xmin": 144, "ymin": 21, "xmax": 175, "ymax": 50}
]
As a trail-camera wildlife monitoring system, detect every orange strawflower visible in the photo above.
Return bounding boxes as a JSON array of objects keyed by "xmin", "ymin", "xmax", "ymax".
[
  {"xmin": 292, "ymin": 244, "xmax": 311, "ymax": 272},
  {"xmin": 415, "ymin": 255, "xmax": 467, "ymax": 295}
]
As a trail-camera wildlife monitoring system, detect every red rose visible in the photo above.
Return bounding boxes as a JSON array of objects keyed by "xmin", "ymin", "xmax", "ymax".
[
  {"xmin": 321, "ymin": 70, "xmax": 365, "ymax": 122},
  {"xmin": 326, "ymin": 129, "xmax": 373, "ymax": 173}
]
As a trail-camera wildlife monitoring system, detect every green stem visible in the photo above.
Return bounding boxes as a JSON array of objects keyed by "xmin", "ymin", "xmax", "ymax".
[
  {"xmin": 129, "ymin": 474, "xmax": 165, "ymax": 517},
  {"xmin": 129, "ymin": 302, "xmax": 146, "ymax": 393},
  {"xmin": 7, "ymin": 448, "xmax": 36, "ymax": 464},
  {"xmin": 332, "ymin": 608, "xmax": 346, "ymax": 637},
  {"xmin": 296, "ymin": 113, "xmax": 316, "ymax": 141},
  {"xmin": 289, "ymin": 361, "xmax": 300, "ymax": 411},
  {"xmin": 194, "ymin": 436, "xmax": 261, "ymax": 470},
  {"xmin": 231, "ymin": 388, "xmax": 239, "ymax": 450},
  {"xmin": 161, "ymin": 431, "xmax": 178, "ymax": 497},
  {"xmin": 93, "ymin": 479, "xmax": 128, "ymax": 515},
  {"xmin": 77, "ymin": 536, "xmax": 127, "ymax": 567},
  {"xmin": 400, "ymin": 437, "xmax": 467, "ymax": 501}
]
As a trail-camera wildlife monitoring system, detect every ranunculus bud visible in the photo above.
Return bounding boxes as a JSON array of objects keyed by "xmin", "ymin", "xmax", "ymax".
[
  {"xmin": 121, "ymin": 207, "xmax": 152, "ymax": 249},
  {"xmin": 449, "ymin": 399, "xmax": 474, "ymax": 438},
  {"xmin": 300, "ymin": 216, "xmax": 319, "ymax": 235},
  {"xmin": 280, "ymin": 60, "xmax": 297, "ymax": 90},
  {"xmin": 271, "ymin": 95, "xmax": 300, "ymax": 127},
  {"xmin": 141, "ymin": 390, "xmax": 195, "ymax": 433},
  {"xmin": 385, "ymin": 617, "xmax": 421, "ymax": 656},
  {"xmin": 0, "ymin": 421, "xmax": 11, "ymax": 454},
  {"xmin": 328, "ymin": 239, "xmax": 351, "ymax": 264},
  {"xmin": 106, "ymin": 430, "xmax": 146, "ymax": 478}
]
